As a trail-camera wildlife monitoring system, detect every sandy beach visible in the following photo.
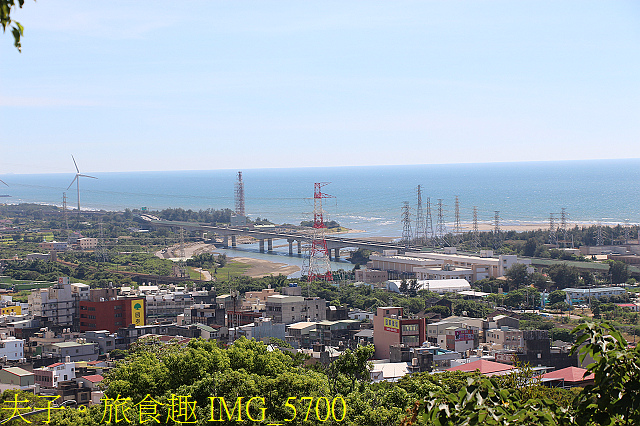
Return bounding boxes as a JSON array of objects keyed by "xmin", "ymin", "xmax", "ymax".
[{"xmin": 229, "ymin": 257, "xmax": 300, "ymax": 278}]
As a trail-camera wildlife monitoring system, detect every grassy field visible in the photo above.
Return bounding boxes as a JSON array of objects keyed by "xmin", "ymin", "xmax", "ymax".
[
  {"xmin": 210, "ymin": 260, "xmax": 251, "ymax": 281},
  {"xmin": 0, "ymin": 276, "xmax": 55, "ymax": 290}
]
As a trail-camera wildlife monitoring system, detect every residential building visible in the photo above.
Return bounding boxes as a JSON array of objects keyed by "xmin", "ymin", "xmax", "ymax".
[
  {"xmin": 183, "ymin": 303, "xmax": 222, "ymax": 326},
  {"xmin": 34, "ymin": 362, "xmax": 76, "ymax": 388},
  {"xmin": 354, "ymin": 268, "xmax": 389, "ymax": 284},
  {"xmin": 285, "ymin": 321, "xmax": 317, "ymax": 348},
  {"xmin": 310, "ymin": 319, "xmax": 361, "ymax": 348},
  {"xmin": 0, "ymin": 335, "xmax": 24, "ymax": 361},
  {"xmin": 372, "ymin": 307, "xmax": 426, "ymax": 359},
  {"xmin": 242, "ymin": 287, "xmax": 279, "ymax": 310},
  {"xmin": 28, "ymin": 279, "xmax": 76, "ymax": 327},
  {"xmin": 38, "ymin": 241, "xmax": 68, "ymax": 251},
  {"xmin": 84, "ymin": 330, "xmax": 117, "ymax": 354},
  {"xmin": 145, "ymin": 292, "xmax": 193, "ymax": 319},
  {"xmin": 77, "ymin": 238, "xmax": 98, "ymax": 250},
  {"xmin": 265, "ymin": 295, "xmax": 326, "ymax": 324},
  {"xmin": 486, "ymin": 328, "xmax": 524, "ymax": 350},
  {"xmin": 79, "ymin": 298, "xmax": 145, "ymax": 333},
  {"xmin": 76, "ymin": 374, "xmax": 104, "ymax": 391},
  {"xmin": 442, "ymin": 327, "xmax": 478, "ymax": 353},
  {"xmin": 43, "ymin": 340, "xmax": 99, "ymax": 362}
]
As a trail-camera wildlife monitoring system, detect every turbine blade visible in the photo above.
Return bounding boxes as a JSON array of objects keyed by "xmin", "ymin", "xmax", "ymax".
[
  {"xmin": 0, "ymin": 179, "xmax": 7, "ymax": 187},
  {"xmin": 79, "ymin": 174, "xmax": 98, "ymax": 179},
  {"xmin": 72, "ymin": 155, "xmax": 79, "ymax": 173},
  {"xmin": 67, "ymin": 175, "xmax": 78, "ymax": 190}
]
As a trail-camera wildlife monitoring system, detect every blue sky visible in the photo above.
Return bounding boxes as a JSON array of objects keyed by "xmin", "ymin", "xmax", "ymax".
[{"xmin": 1, "ymin": 1, "xmax": 639, "ymax": 174}]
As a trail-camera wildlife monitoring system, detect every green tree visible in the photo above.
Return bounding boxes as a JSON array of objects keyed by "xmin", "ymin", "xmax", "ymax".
[
  {"xmin": 505, "ymin": 263, "xmax": 530, "ymax": 291},
  {"xmin": 547, "ymin": 263, "xmax": 579, "ymax": 289},
  {"xmin": 609, "ymin": 260, "xmax": 630, "ymax": 284},
  {"xmin": 547, "ymin": 290, "xmax": 566, "ymax": 306},
  {"xmin": 530, "ymin": 272, "xmax": 551, "ymax": 291},
  {"xmin": 1, "ymin": 0, "xmax": 27, "ymax": 51},
  {"xmin": 572, "ymin": 322, "xmax": 640, "ymax": 425},
  {"xmin": 327, "ymin": 344, "xmax": 374, "ymax": 394},
  {"xmin": 522, "ymin": 238, "xmax": 538, "ymax": 257}
]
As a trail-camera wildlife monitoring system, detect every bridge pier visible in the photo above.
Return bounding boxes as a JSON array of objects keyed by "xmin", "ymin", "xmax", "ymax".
[
  {"xmin": 297, "ymin": 240, "xmax": 302, "ymax": 254},
  {"xmin": 223, "ymin": 235, "xmax": 229, "ymax": 247},
  {"xmin": 267, "ymin": 238, "xmax": 273, "ymax": 252},
  {"xmin": 231, "ymin": 235, "xmax": 236, "ymax": 248},
  {"xmin": 334, "ymin": 248, "xmax": 340, "ymax": 260},
  {"xmin": 288, "ymin": 239, "xmax": 294, "ymax": 255},
  {"xmin": 259, "ymin": 239, "xmax": 265, "ymax": 252}
]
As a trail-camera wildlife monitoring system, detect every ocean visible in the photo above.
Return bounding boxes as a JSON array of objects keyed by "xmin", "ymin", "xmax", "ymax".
[{"xmin": 1, "ymin": 159, "xmax": 639, "ymax": 238}]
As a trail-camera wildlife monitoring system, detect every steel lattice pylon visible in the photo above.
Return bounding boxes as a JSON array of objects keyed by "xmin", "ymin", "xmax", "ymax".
[
  {"xmin": 303, "ymin": 182, "xmax": 333, "ymax": 282},
  {"xmin": 235, "ymin": 171, "xmax": 245, "ymax": 216}
]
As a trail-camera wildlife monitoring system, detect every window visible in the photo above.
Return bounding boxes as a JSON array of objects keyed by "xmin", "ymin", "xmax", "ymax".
[
  {"xmin": 88, "ymin": 307, "xmax": 96, "ymax": 311},
  {"xmin": 291, "ymin": 307, "xmax": 295, "ymax": 311},
  {"xmin": 402, "ymin": 324, "xmax": 418, "ymax": 333},
  {"xmin": 115, "ymin": 313, "xmax": 122, "ymax": 318}
]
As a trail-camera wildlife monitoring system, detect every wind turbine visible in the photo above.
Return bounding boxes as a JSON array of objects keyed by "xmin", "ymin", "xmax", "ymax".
[
  {"xmin": 0, "ymin": 179, "xmax": 7, "ymax": 187},
  {"xmin": 67, "ymin": 155, "xmax": 97, "ymax": 220}
]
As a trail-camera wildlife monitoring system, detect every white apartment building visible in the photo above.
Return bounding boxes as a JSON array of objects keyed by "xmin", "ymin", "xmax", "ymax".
[
  {"xmin": 28, "ymin": 280, "xmax": 75, "ymax": 326},
  {"xmin": 33, "ymin": 362, "xmax": 76, "ymax": 388},
  {"xmin": 0, "ymin": 335, "xmax": 24, "ymax": 361}
]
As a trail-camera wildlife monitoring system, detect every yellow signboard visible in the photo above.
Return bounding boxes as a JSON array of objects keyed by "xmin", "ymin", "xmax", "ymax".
[
  {"xmin": 1, "ymin": 306, "xmax": 21, "ymax": 315},
  {"xmin": 383, "ymin": 317, "xmax": 400, "ymax": 333},
  {"xmin": 131, "ymin": 299, "xmax": 145, "ymax": 326}
]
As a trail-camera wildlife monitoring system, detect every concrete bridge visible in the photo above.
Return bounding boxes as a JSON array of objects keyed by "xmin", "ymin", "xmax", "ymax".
[{"xmin": 142, "ymin": 218, "xmax": 405, "ymax": 260}]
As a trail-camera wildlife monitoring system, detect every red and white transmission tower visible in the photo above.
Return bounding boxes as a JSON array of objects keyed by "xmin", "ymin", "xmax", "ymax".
[{"xmin": 303, "ymin": 182, "xmax": 334, "ymax": 282}]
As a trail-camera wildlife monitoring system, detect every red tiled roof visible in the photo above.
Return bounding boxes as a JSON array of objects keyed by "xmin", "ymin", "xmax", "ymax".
[
  {"xmin": 81, "ymin": 374, "xmax": 104, "ymax": 383},
  {"xmin": 447, "ymin": 359, "xmax": 515, "ymax": 375},
  {"xmin": 47, "ymin": 362, "xmax": 63, "ymax": 368},
  {"xmin": 541, "ymin": 366, "xmax": 594, "ymax": 382}
]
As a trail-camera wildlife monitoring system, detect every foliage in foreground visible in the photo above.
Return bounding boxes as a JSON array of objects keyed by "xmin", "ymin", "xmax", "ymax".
[{"xmin": 402, "ymin": 322, "xmax": 640, "ymax": 426}]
